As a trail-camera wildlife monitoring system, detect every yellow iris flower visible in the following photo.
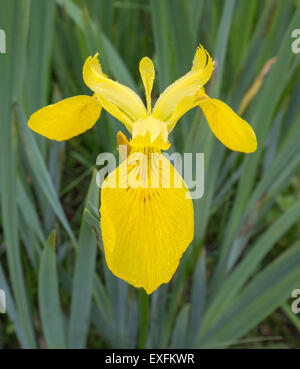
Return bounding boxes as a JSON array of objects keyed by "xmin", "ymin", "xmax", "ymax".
[{"xmin": 28, "ymin": 45, "xmax": 257, "ymax": 294}]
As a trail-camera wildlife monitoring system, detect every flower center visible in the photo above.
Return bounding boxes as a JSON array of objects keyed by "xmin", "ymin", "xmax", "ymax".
[{"xmin": 131, "ymin": 117, "xmax": 170, "ymax": 150}]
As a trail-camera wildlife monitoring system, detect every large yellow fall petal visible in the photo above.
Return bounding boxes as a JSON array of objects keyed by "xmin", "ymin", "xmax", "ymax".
[
  {"xmin": 100, "ymin": 149, "xmax": 194, "ymax": 294},
  {"xmin": 83, "ymin": 54, "xmax": 147, "ymax": 123},
  {"xmin": 28, "ymin": 95, "xmax": 102, "ymax": 141},
  {"xmin": 199, "ymin": 97, "xmax": 257, "ymax": 153},
  {"xmin": 152, "ymin": 45, "xmax": 213, "ymax": 122}
]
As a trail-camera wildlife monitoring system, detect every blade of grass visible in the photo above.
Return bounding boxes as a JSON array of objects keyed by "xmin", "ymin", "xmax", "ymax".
[
  {"xmin": 0, "ymin": 262, "xmax": 28, "ymax": 347},
  {"xmin": 170, "ymin": 304, "xmax": 189, "ymax": 349},
  {"xmin": 189, "ymin": 0, "xmax": 205, "ymax": 36},
  {"xmin": 0, "ymin": 0, "xmax": 36, "ymax": 348},
  {"xmin": 68, "ymin": 170, "xmax": 99, "ymax": 348},
  {"xmin": 212, "ymin": 5, "xmax": 300, "ymax": 291},
  {"xmin": 213, "ymin": 0, "xmax": 236, "ymax": 97},
  {"xmin": 25, "ymin": 0, "xmax": 56, "ymax": 114},
  {"xmin": 186, "ymin": 0, "xmax": 236, "ymax": 270},
  {"xmin": 200, "ymin": 241, "xmax": 300, "ymax": 347},
  {"xmin": 150, "ymin": 0, "xmax": 173, "ymax": 90},
  {"xmin": 187, "ymin": 249, "xmax": 206, "ymax": 347},
  {"xmin": 198, "ymin": 200, "xmax": 300, "ymax": 341},
  {"xmin": 281, "ymin": 302, "xmax": 300, "ymax": 332},
  {"xmin": 167, "ymin": 0, "xmax": 195, "ymax": 75},
  {"xmin": 38, "ymin": 230, "xmax": 67, "ymax": 348}
]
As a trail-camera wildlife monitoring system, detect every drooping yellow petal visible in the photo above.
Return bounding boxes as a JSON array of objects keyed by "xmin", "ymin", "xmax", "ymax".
[
  {"xmin": 199, "ymin": 97, "xmax": 257, "ymax": 153},
  {"xmin": 28, "ymin": 95, "xmax": 101, "ymax": 141},
  {"xmin": 100, "ymin": 148, "xmax": 194, "ymax": 294},
  {"xmin": 152, "ymin": 45, "xmax": 214, "ymax": 122},
  {"xmin": 139, "ymin": 57, "xmax": 155, "ymax": 114},
  {"xmin": 83, "ymin": 53, "xmax": 147, "ymax": 123}
]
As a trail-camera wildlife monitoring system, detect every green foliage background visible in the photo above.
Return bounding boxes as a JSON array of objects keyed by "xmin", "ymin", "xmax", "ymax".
[{"xmin": 0, "ymin": 0, "xmax": 300, "ymax": 348}]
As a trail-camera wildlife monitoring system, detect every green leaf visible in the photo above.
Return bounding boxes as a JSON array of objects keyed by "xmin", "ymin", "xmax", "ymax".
[
  {"xmin": 170, "ymin": 304, "xmax": 189, "ymax": 349},
  {"xmin": 25, "ymin": 0, "xmax": 56, "ymax": 114},
  {"xmin": 150, "ymin": 0, "xmax": 173, "ymax": 90},
  {"xmin": 0, "ymin": 0, "xmax": 36, "ymax": 348},
  {"xmin": 201, "ymin": 241, "xmax": 300, "ymax": 347},
  {"xmin": 38, "ymin": 231, "xmax": 67, "ymax": 348},
  {"xmin": 68, "ymin": 170, "xmax": 99, "ymax": 348},
  {"xmin": 198, "ymin": 201, "xmax": 300, "ymax": 342},
  {"xmin": 212, "ymin": 4, "xmax": 300, "ymax": 290},
  {"xmin": 187, "ymin": 250, "xmax": 206, "ymax": 346}
]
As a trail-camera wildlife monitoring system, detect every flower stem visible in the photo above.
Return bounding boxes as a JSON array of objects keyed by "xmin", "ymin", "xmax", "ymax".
[{"xmin": 138, "ymin": 289, "xmax": 149, "ymax": 348}]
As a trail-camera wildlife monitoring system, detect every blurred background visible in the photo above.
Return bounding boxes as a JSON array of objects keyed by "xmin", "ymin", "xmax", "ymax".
[{"xmin": 0, "ymin": 0, "xmax": 300, "ymax": 349}]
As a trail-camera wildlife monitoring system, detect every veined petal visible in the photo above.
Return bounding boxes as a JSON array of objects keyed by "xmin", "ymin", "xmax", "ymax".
[
  {"xmin": 139, "ymin": 57, "xmax": 155, "ymax": 114},
  {"xmin": 199, "ymin": 97, "xmax": 257, "ymax": 153},
  {"xmin": 100, "ymin": 149, "xmax": 194, "ymax": 294},
  {"xmin": 152, "ymin": 45, "xmax": 213, "ymax": 122},
  {"xmin": 28, "ymin": 95, "xmax": 101, "ymax": 141},
  {"xmin": 83, "ymin": 53, "xmax": 147, "ymax": 123}
]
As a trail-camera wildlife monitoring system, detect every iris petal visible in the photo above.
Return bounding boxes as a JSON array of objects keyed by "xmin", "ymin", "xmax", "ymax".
[
  {"xmin": 199, "ymin": 97, "xmax": 257, "ymax": 153},
  {"xmin": 152, "ymin": 45, "xmax": 213, "ymax": 122},
  {"xmin": 83, "ymin": 54, "xmax": 147, "ymax": 123},
  {"xmin": 28, "ymin": 95, "xmax": 101, "ymax": 141},
  {"xmin": 100, "ymin": 149, "xmax": 194, "ymax": 294}
]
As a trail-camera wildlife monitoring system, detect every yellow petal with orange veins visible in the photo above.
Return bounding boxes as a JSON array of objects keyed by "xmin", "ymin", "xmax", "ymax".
[
  {"xmin": 100, "ymin": 149, "xmax": 194, "ymax": 294},
  {"xmin": 28, "ymin": 95, "xmax": 101, "ymax": 141},
  {"xmin": 199, "ymin": 97, "xmax": 257, "ymax": 153}
]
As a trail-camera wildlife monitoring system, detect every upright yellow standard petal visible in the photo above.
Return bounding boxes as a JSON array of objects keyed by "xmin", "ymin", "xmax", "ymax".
[
  {"xmin": 83, "ymin": 54, "xmax": 147, "ymax": 122},
  {"xmin": 199, "ymin": 97, "xmax": 257, "ymax": 153},
  {"xmin": 100, "ymin": 148, "xmax": 194, "ymax": 294},
  {"xmin": 139, "ymin": 57, "xmax": 155, "ymax": 114},
  {"xmin": 152, "ymin": 45, "xmax": 214, "ymax": 122},
  {"xmin": 28, "ymin": 95, "xmax": 102, "ymax": 141}
]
